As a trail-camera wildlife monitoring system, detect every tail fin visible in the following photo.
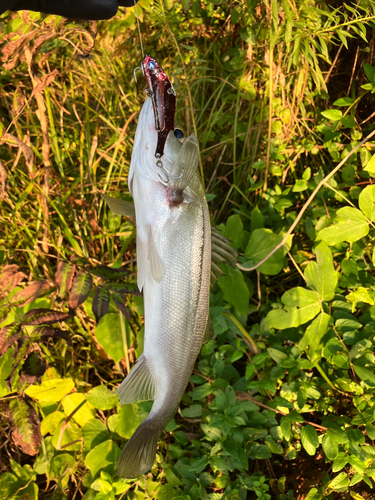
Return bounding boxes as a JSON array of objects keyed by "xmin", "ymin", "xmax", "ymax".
[{"xmin": 117, "ymin": 416, "xmax": 165, "ymax": 478}]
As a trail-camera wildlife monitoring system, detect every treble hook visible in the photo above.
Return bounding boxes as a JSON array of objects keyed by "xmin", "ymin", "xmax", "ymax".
[{"xmin": 133, "ymin": 66, "xmax": 143, "ymax": 83}]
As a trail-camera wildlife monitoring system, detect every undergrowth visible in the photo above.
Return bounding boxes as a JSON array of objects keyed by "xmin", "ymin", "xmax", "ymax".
[{"xmin": 1, "ymin": 1, "xmax": 375, "ymax": 499}]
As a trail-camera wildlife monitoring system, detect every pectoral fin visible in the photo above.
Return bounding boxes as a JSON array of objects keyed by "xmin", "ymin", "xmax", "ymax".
[
  {"xmin": 102, "ymin": 193, "xmax": 136, "ymax": 217},
  {"xmin": 210, "ymin": 228, "xmax": 238, "ymax": 285},
  {"xmin": 148, "ymin": 226, "xmax": 166, "ymax": 282}
]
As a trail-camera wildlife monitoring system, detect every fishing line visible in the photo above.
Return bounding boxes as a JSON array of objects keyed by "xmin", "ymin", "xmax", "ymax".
[{"xmin": 134, "ymin": 0, "xmax": 145, "ymax": 59}]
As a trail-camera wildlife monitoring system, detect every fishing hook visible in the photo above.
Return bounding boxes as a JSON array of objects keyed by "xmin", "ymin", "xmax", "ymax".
[
  {"xmin": 133, "ymin": 66, "xmax": 143, "ymax": 83},
  {"xmin": 155, "ymin": 158, "xmax": 183, "ymax": 183}
]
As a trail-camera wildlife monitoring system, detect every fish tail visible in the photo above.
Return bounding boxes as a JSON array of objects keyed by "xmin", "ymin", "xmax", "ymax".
[{"xmin": 117, "ymin": 415, "xmax": 166, "ymax": 478}]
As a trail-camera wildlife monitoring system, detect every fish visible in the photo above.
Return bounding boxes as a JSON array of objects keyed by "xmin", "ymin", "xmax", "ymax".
[{"xmin": 103, "ymin": 56, "xmax": 237, "ymax": 479}]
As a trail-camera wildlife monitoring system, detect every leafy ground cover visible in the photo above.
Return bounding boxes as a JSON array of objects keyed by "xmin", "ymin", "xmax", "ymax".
[{"xmin": 1, "ymin": 1, "xmax": 375, "ymax": 499}]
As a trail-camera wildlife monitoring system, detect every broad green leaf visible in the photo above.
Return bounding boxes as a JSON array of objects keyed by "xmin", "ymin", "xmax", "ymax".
[
  {"xmin": 332, "ymin": 452, "xmax": 348, "ymax": 472},
  {"xmin": 114, "ymin": 403, "xmax": 143, "ymax": 439},
  {"xmin": 322, "ymin": 433, "xmax": 339, "ymax": 460},
  {"xmin": 265, "ymin": 287, "xmax": 320, "ymax": 330},
  {"xmin": 181, "ymin": 404, "xmax": 203, "ymax": 418},
  {"xmin": 62, "ymin": 393, "xmax": 96, "ymax": 427},
  {"xmin": 359, "ymin": 185, "xmax": 375, "ymax": 221},
  {"xmin": 83, "ymin": 419, "xmax": 110, "ymax": 450},
  {"xmin": 85, "ymin": 440, "xmax": 121, "ymax": 478},
  {"xmin": 218, "ymin": 264, "xmax": 250, "ymax": 315},
  {"xmin": 366, "ymin": 423, "xmax": 375, "ymax": 440},
  {"xmin": 95, "ymin": 313, "xmax": 124, "ymax": 363},
  {"xmin": 327, "ymin": 472, "xmax": 349, "ymax": 493},
  {"xmin": 25, "ymin": 378, "xmax": 74, "ymax": 403},
  {"xmin": 333, "ymin": 97, "xmax": 354, "ymax": 106},
  {"xmin": 317, "ymin": 207, "xmax": 369, "ymax": 245},
  {"xmin": 364, "ymin": 63, "xmax": 375, "ymax": 84},
  {"xmin": 353, "ymin": 365, "xmax": 375, "ymax": 387},
  {"xmin": 51, "ymin": 421, "xmax": 82, "ymax": 451},
  {"xmin": 244, "ymin": 228, "xmax": 287, "ymax": 275},
  {"xmin": 321, "ymin": 109, "xmax": 342, "ymax": 121},
  {"xmin": 50, "ymin": 453, "xmax": 76, "ymax": 488},
  {"xmin": 298, "ymin": 312, "xmax": 331, "ymax": 362},
  {"xmin": 304, "ymin": 242, "xmax": 338, "ymax": 301},
  {"xmin": 301, "ymin": 425, "xmax": 319, "ymax": 456},
  {"xmin": 220, "ymin": 214, "xmax": 243, "ymax": 250},
  {"xmin": 305, "ymin": 488, "xmax": 322, "ymax": 500},
  {"xmin": 40, "ymin": 411, "xmax": 65, "ymax": 436},
  {"xmin": 364, "ymin": 153, "xmax": 375, "ymax": 176},
  {"xmin": 86, "ymin": 385, "xmax": 118, "ymax": 410},
  {"xmin": 55, "ymin": 262, "xmax": 76, "ymax": 299},
  {"xmin": 346, "ymin": 287, "xmax": 374, "ymax": 312},
  {"xmin": 0, "ymin": 348, "xmax": 15, "ymax": 397},
  {"xmin": 267, "ymin": 348, "xmax": 288, "ymax": 364}
]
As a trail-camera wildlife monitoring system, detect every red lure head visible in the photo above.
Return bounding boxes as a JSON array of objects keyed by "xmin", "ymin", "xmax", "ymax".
[{"xmin": 141, "ymin": 55, "xmax": 176, "ymax": 159}]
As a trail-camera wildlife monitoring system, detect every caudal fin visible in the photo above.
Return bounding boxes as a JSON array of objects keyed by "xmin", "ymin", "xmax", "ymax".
[{"xmin": 117, "ymin": 416, "xmax": 165, "ymax": 478}]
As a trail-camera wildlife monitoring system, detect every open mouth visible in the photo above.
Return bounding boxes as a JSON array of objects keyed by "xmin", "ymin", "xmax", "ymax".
[{"xmin": 141, "ymin": 55, "xmax": 176, "ymax": 159}]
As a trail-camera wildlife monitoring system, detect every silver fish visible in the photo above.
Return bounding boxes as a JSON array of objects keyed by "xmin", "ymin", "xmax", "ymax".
[{"xmin": 114, "ymin": 58, "xmax": 212, "ymax": 478}]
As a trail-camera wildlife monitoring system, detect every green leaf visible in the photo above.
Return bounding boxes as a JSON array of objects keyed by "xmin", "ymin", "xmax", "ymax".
[
  {"xmin": 321, "ymin": 109, "xmax": 342, "ymax": 121},
  {"xmin": 267, "ymin": 348, "xmax": 288, "ymax": 364},
  {"xmin": 244, "ymin": 228, "xmax": 287, "ymax": 275},
  {"xmin": 86, "ymin": 385, "xmax": 118, "ymax": 411},
  {"xmin": 304, "ymin": 242, "xmax": 338, "ymax": 301},
  {"xmin": 364, "ymin": 153, "xmax": 375, "ymax": 176},
  {"xmin": 333, "ymin": 97, "xmax": 354, "ymax": 106},
  {"xmin": 83, "ymin": 418, "xmax": 110, "ymax": 450},
  {"xmin": 40, "ymin": 411, "xmax": 65, "ymax": 436},
  {"xmin": 265, "ymin": 287, "xmax": 320, "ymax": 330},
  {"xmin": 114, "ymin": 403, "xmax": 143, "ymax": 439},
  {"xmin": 0, "ymin": 348, "xmax": 15, "ymax": 397},
  {"xmin": 51, "ymin": 421, "xmax": 82, "ymax": 451},
  {"xmin": 95, "ymin": 313, "xmax": 124, "ymax": 362},
  {"xmin": 301, "ymin": 425, "xmax": 319, "ymax": 456},
  {"xmin": 322, "ymin": 432, "xmax": 339, "ymax": 460},
  {"xmin": 332, "ymin": 452, "xmax": 348, "ymax": 472},
  {"xmin": 220, "ymin": 214, "xmax": 243, "ymax": 250},
  {"xmin": 327, "ymin": 472, "xmax": 349, "ymax": 493},
  {"xmin": 305, "ymin": 488, "xmax": 322, "ymax": 500},
  {"xmin": 298, "ymin": 312, "xmax": 331, "ymax": 362},
  {"xmin": 366, "ymin": 423, "xmax": 375, "ymax": 440},
  {"xmin": 181, "ymin": 404, "xmax": 203, "ymax": 418},
  {"xmin": 25, "ymin": 378, "xmax": 74, "ymax": 403},
  {"xmin": 317, "ymin": 207, "xmax": 369, "ymax": 245},
  {"xmin": 353, "ymin": 365, "xmax": 375, "ymax": 387},
  {"xmin": 62, "ymin": 393, "xmax": 96, "ymax": 427},
  {"xmin": 359, "ymin": 185, "xmax": 375, "ymax": 221},
  {"xmin": 218, "ymin": 265, "xmax": 250, "ymax": 315},
  {"xmin": 85, "ymin": 440, "xmax": 121, "ymax": 478},
  {"xmin": 364, "ymin": 63, "xmax": 375, "ymax": 84}
]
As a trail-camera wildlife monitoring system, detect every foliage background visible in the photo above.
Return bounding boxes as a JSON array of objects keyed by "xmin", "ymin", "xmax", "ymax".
[{"xmin": 1, "ymin": 0, "xmax": 375, "ymax": 499}]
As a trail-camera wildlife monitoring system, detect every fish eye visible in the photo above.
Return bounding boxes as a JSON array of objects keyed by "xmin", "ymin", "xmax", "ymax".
[
  {"xmin": 174, "ymin": 128, "xmax": 184, "ymax": 141},
  {"xmin": 147, "ymin": 61, "xmax": 156, "ymax": 70}
]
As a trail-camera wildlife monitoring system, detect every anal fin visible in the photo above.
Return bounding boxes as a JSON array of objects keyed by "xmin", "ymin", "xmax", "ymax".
[{"xmin": 116, "ymin": 355, "xmax": 157, "ymax": 405}]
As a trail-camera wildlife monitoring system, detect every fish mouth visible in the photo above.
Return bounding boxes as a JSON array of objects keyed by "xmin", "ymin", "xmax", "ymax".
[{"xmin": 141, "ymin": 55, "xmax": 176, "ymax": 159}]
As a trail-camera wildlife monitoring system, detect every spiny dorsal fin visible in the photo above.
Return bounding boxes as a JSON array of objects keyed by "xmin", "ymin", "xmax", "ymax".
[
  {"xmin": 102, "ymin": 193, "xmax": 135, "ymax": 217},
  {"xmin": 116, "ymin": 354, "xmax": 157, "ymax": 404},
  {"xmin": 210, "ymin": 227, "xmax": 238, "ymax": 286}
]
